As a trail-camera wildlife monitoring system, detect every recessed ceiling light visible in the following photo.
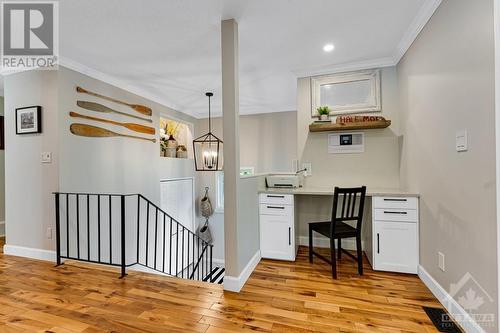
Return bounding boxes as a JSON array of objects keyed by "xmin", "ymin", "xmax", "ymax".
[{"xmin": 323, "ymin": 43, "xmax": 335, "ymax": 52}]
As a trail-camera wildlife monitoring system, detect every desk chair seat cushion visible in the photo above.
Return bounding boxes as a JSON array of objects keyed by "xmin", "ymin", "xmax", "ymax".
[{"xmin": 309, "ymin": 221, "xmax": 358, "ymax": 238}]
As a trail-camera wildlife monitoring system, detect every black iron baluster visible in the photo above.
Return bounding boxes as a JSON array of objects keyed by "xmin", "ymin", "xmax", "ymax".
[
  {"xmin": 162, "ymin": 214, "xmax": 166, "ymax": 272},
  {"xmin": 192, "ymin": 233, "xmax": 195, "ymax": 280},
  {"xmin": 109, "ymin": 195, "xmax": 112, "ymax": 264},
  {"xmin": 97, "ymin": 195, "xmax": 101, "ymax": 262},
  {"xmin": 187, "ymin": 230, "xmax": 190, "ymax": 278},
  {"xmin": 175, "ymin": 223, "xmax": 179, "ymax": 276},
  {"xmin": 197, "ymin": 238, "xmax": 200, "ymax": 280},
  {"xmin": 136, "ymin": 196, "xmax": 140, "ymax": 264},
  {"xmin": 169, "ymin": 217, "xmax": 172, "ymax": 275},
  {"xmin": 120, "ymin": 195, "xmax": 126, "ymax": 278},
  {"xmin": 145, "ymin": 202, "xmax": 149, "ymax": 267},
  {"xmin": 87, "ymin": 194, "xmax": 90, "ymax": 261},
  {"xmin": 66, "ymin": 194, "xmax": 69, "ymax": 258},
  {"xmin": 210, "ymin": 245, "xmax": 213, "ymax": 283},
  {"xmin": 76, "ymin": 194, "xmax": 80, "ymax": 259},
  {"xmin": 55, "ymin": 193, "xmax": 61, "ymax": 266},
  {"xmin": 154, "ymin": 207, "xmax": 158, "ymax": 270},
  {"xmin": 181, "ymin": 227, "xmax": 185, "ymax": 278}
]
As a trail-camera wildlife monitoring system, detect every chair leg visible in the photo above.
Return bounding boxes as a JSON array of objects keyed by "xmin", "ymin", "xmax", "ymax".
[
  {"xmin": 309, "ymin": 226, "xmax": 313, "ymax": 263},
  {"xmin": 337, "ymin": 238, "xmax": 342, "ymax": 260},
  {"xmin": 356, "ymin": 236, "xmax": 363, "ymax": 276},
  {"xmin": 330, "ymin": 237, "xmax": 337, "ymax": 279}
]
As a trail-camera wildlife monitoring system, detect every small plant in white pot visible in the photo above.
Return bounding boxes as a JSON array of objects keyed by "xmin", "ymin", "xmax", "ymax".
[{"xmin": 317, "ymin": 106, "xmax": 331, "ymax": 121}]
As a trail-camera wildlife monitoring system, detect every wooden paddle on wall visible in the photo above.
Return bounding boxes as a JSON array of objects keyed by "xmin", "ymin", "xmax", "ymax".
[
  {"xmin": 70, "ymin": 123, "xmax": 156, "ymax": 143},
  {"xmin": 77, "ymin": 101, "xmax": 152, "ymax": 123},
  {"xmin": 69, "ymin": 112, "xmax": 155, "ymax": 135},
  {"xmin": 76, "ymin": 86, "xmax": 153, "ymax": 116}
]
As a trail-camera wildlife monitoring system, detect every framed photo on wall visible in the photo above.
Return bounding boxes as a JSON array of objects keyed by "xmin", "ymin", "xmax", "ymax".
[{"xmin": 16, "ymin": 106, "xmax": 42, "ymax": 134}]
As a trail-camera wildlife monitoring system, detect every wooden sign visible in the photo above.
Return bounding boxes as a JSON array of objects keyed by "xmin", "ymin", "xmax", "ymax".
[{"xmin": 336, "ymin": 115, "xmax": 385, "ymax": 124}]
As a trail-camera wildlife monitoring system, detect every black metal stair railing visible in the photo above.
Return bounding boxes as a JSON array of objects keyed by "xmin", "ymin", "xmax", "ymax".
[{"xmin": 53, "ymin": 192, "xmax": 214, "ymax": 283}]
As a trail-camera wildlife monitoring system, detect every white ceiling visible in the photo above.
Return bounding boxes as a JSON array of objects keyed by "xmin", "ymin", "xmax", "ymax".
[{"xmin": 8, "ymin": 0, "xmax": 441, "ymax": 117}]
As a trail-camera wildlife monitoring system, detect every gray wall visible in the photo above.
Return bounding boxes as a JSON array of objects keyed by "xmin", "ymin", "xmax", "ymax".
[
  {"xmin": 297, "ymin": 67, "xmax": 401, "ymax": 188},
  {"xmin": 0, "ymin": 96, "xmax": 5, "ymax": 229},
  {"xmin": 4, "ymin": 70, "xmax": 60, "ymax": 250},
  {"xmin": 195, "ymin": 111, "xmax": 297, "ymax": 262},
  {"xmin": 5, "ymin": 66, "xmax": 197, "ymax": 252},
  {"xmin": 398, "ymin": 0, "xmax": 497, "ymax": 331}
]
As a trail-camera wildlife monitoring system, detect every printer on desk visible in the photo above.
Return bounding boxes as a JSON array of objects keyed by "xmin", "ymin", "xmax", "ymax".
[{"xmin": 265, "ymin": 169, "xmax": 306, "ymax": 188}]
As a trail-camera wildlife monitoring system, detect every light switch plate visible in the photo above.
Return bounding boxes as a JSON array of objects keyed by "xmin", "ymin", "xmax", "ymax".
[
  {"xmin": 456, "ymin": 130, "xmax": 468, "ymax": 152},
  {"xmin": 41, "ymin": 152, "xmax": 52, "ymax": 164}
]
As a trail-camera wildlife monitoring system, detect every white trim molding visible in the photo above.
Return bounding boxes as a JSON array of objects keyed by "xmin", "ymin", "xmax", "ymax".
[
  {"xmin": 393, "ymin": 0, "xmax": 442, "ymax": 63},
  {"xmin": 223, "ymin": 250, "xmax": 260, "ymax": 292},
  {"xmin": 418, "ymin": 265, "xmax": 486, "ymax": 333},
  {"xmin": 3, "ymin": 245, "xmax": 56, "ymax": 262}
]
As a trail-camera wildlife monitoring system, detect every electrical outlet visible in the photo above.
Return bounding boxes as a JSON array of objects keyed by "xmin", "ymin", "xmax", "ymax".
[
  {"xmin": 46, "ymin": 227, "xmax": 52, "ymax": 239},
  {"xmin": 438, "ymin": 252, "xmax": 445, "ymax": 271},
  {"xmin": 41, "ymin": 152, "xmax": 52, "ymax": 164},
  {"xmin": 302, "ymin": 163, "xmax": 312, "ymax": 176}
]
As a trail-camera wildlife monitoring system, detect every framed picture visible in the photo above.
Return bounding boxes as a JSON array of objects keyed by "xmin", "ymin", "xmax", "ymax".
[
  {"xmin": 311, "ymin": 69, "xmax": 381, "ymax": 117},
  {"xmin": 16, "ymin": 106, "xmax": 42, "ymax": 134}
]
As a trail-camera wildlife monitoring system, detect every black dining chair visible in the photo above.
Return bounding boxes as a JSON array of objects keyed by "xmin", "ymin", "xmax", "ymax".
[{"xmin": 308, "ymin": 186, "xmax": 367, "ymax": 279}]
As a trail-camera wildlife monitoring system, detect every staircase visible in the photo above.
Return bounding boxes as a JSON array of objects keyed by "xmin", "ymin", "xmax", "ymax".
[{"xmin": 54, "ymin": 192, "xmax": 217, "ymax": 283}]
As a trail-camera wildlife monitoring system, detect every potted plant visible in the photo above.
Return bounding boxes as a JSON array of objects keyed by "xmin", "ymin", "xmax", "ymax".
[{"xmin": 317, "ymin": 106, "xmax": 330, "ymax": 121}]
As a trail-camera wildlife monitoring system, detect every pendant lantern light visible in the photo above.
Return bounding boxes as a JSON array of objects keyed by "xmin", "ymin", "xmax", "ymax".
[{"xmin": 193, "ymin": 92, "xmax": 223, "ymax": 171}]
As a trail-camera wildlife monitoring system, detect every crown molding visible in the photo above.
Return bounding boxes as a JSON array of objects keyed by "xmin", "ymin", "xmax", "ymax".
[
  {"xmin": 293, "ymin": 56, "xmax": 396, "ymax": 79},
  {"xmin": 59, "ymin": 56, "xmax": 183, "ymax": 113},
  {"xmin": 392, "ymin": 0, "xmax": 442, "ymax": 63}
]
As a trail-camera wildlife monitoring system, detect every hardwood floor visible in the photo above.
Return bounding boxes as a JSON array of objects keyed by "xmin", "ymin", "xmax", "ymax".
[{"xmin": 0, "ymin": 246, "xmax": 443, "ymax": 332}]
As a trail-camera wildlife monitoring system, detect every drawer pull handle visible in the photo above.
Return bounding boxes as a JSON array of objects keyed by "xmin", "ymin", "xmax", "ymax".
[
  {"xmin": 383, "ymin": 198, "xmax": 407, "ymax": 202},
  {"xmin": 377, "ymin": 233, "xmax": 380, "ymax": 253},
  {"xmin": 383, "ymin": 211, "xmax": 408, "ymax": 215},
  {"xmin": 267, "ymin": 206, "xmax": 285, "ymax": 210},
  {"xmin": 267, "ymin": 195, "xmax": 285, "ymax": 198},
  {"xmin": 289, "ymin": 227, "xmax": 291, "ymax": 245}
]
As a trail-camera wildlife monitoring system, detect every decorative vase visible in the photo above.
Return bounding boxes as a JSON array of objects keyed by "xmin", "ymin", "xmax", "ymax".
[
  {"xmin": 165, "ymin": 147, "xmax": 177, "ymax": 158},
  {"xmin": 320, "ymin": 114, "xmax": 329, "ymax": 121},
  {"xmin": 167, "ymin": 135, "xmax": 178, "ymax": 149},
  {"xmin": 176, "ymin": 145, "xmax": 188, "ymax": 158}
]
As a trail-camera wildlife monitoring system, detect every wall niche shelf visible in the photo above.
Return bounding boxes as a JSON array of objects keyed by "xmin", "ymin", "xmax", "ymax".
[{"xmin": 309, "ymin": 119, "xmax": 391, "ymax": 132}]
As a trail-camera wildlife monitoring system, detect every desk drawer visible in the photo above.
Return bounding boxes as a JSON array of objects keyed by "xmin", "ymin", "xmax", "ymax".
[
  {"xmin": 260, "ymin": 203, "xmax": 293, "ymax": 217},
  {"xmin": 259, "ymin": 193, "xmax": 293, "ymax": 205},
  {"xmin": 373, "ymin": 197, "xmax": 418, "ymax": 210},
  {"xmin": 374, "ymin": 208, "xmax": 418, "ymax": 223}
]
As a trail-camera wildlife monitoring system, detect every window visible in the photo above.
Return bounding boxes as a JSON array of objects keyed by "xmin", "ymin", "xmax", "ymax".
[
  {"xmin": 215, "ymin": 167, "xmax": 255, "ymax": 212},
  {"xmin": 311, "ymin": 69, "xmax": 381, "ymax": 116}
]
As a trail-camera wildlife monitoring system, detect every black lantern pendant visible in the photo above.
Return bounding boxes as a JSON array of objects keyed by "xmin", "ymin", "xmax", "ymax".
[{"xmin": 193, "ymin": 92, "xmax": 223, "ymax": 171}]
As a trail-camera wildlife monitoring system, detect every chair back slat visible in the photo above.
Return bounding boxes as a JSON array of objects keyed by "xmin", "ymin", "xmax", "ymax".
[{"xmin": 331, "ymin": 186, "xmax": 367, "ymax": 235}]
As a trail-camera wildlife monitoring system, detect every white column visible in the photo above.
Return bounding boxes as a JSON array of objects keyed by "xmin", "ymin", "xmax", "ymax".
[{"xmin": 221, "ymin": 19, "xmax": 240, "ymax": 280}]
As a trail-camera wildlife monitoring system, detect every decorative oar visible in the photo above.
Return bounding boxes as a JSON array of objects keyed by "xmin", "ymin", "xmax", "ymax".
[
  {"xmin": 70, "ymin": 123, "xmax": 156, "ymax": 143},
  {"xmin": 76, "ymin": 86, "xmax": 152, "ymax": 116},
  {"xmin": 69, "ymin": 112, "xmax": 155, "ymax": 135},
  {"xmin": 77, "ymin": 101, "xmax": 152, "ymax": 123}
]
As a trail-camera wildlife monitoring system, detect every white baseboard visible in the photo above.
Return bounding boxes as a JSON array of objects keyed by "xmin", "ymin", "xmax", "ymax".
[
  {"xmin": 299, "ymin": 236, "xmax": 364, "ymax": 251},
  {"xmin": 3, "ymin": 244, "xmax": 56, "ymax": 262},
  {"xmin": 418, "ymin": 265, "xmax": 485, "ymax": 333},
  {"xmin": 224, "ymin": 250, "xmax": 260, "ymax": 292}
]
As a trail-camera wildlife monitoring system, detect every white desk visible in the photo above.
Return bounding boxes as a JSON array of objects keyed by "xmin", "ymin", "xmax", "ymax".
[{"xmin": 258, "ymin": 186, "xmax": 420, "ymax": 274}]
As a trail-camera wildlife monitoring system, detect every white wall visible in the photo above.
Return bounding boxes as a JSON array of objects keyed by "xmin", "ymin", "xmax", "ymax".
[
  {"xmin": 297, "ymin": 66, "xmax": 401, "ymax": 189},
  {"xmin": 0, "ymin": 96, "xmax": 5, "ymax": 234},
  {"xmin": 398, "ymin": 0, "xmax": 497, "ymax": 331},
  {"xmin": 4, "ymin": 70, "xmax": 60, "ymax": 250}
]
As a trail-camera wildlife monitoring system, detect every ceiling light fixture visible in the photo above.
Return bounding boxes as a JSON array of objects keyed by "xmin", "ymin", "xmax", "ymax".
[
  {"xmin": 193, "ymin": 92, "xmax": 223, "ymax": 171},
  {"xmin": 323, "ymin": 43, "xmax": 335, "ymax": 52}
]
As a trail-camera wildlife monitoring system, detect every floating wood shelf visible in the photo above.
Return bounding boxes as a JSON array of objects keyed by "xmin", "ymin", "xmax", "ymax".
[{"xmin": 309, "ymin": 119, "xmax": 391, "ymax": 132}]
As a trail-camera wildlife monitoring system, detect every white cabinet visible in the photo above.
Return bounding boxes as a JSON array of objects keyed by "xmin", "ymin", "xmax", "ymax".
[
  {"xmin": 370, "ymin": 196, "xmax": 419, "ymax": 274},
  {"xmin": 259, "ymin": 193, "xmax": 297, "ymax": 261}
]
